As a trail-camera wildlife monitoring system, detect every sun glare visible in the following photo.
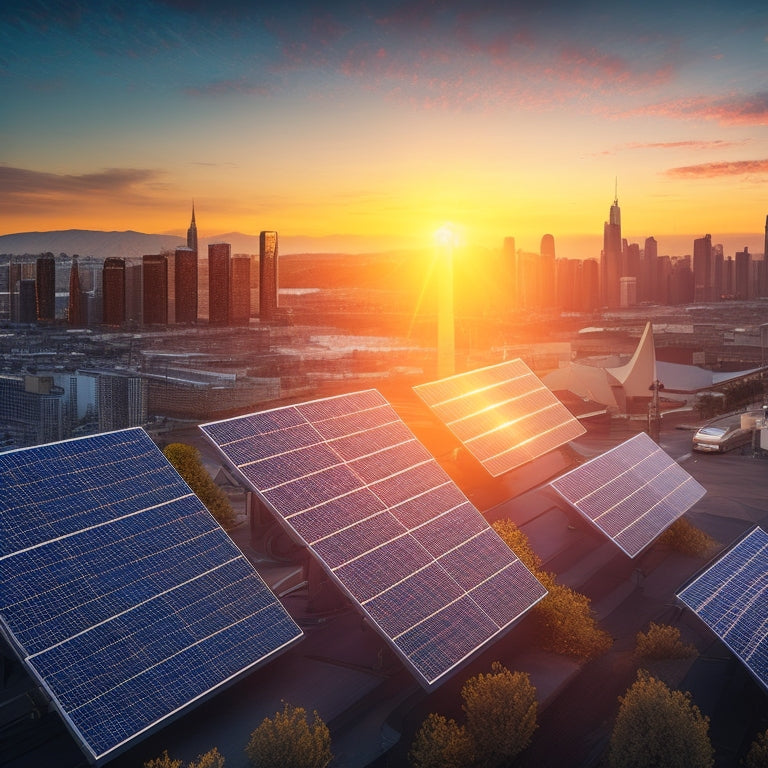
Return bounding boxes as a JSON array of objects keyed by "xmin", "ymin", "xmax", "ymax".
[{"xmin": 433, "ymin": 223, "xmax": 462, "ymax": 248}]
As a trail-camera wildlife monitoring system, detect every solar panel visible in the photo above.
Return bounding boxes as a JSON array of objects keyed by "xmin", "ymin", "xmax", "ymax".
[
  {"xmin": 201, "ymin": 389, "xmax": 547, "ymax": 690},
  {"xmin": 549, "ymin": 431, "xmax": 706, "ymax": 558},
  {"xmin": 677, "ymin": 526, "xmax": 768, "ymax": 692},
  {"xmin": 413, "ymin": 359, "xmax": 586, "ymax": 476},
  {"xmin": 0, "ymin": 428, "xmax": 303, "ymax": 765}
]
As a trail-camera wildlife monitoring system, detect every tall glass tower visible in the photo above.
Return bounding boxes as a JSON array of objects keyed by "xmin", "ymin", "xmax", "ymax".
[
  {"xmin": 259, "ymin": 231, "xmax": 279, "ymax": 321},
  {"xmin": 208, "ymin": 242, "xmax": 231, "ymax": 325},
  {"xmin": 186, "ymin": 203, "xmax": 198, "ymax": 254},
  {"xmin": 602, "ymin": 186, "xmax": 622, "ymax": 308}
]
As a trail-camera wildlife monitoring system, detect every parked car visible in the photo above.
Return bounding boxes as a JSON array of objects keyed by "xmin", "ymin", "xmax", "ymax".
[{"xmin": 692, "ymin": 423, "xmax": 753, "ymax": 453}]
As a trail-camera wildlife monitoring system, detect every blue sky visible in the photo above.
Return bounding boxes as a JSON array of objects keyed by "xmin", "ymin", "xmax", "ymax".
[{"xmin": 2, "ymin": 1, "xmax": 768, "ymax": 257}]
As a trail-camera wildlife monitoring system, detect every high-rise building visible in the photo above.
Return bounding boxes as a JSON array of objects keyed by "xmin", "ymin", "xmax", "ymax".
[
  {"xmin": 142, "ymin": 254, "xmax": 168, "ymax": 325},
  {"xmin": 68, "ymin": 256, "xmax": 84, "ymax": 325},
  {"xmin": 259, "ymin": 231, "xmax": 279, "ymax": 321},
  {"xmin": 735, "ymin": 247, "xmax": 752, "ymax": 300},
  {"xmin": 125, "ymin": 260, "xmax": 143, "ymax": 324},
  {"xmin": 102, "ymin": 257, "xmax": 126, "ymax": 326},
  {"xmin": 174, "ymin": 247, "xmax": 198, "ymax": 324},
  {"xmin": 642, "ymin": 237, "xmax": 658, "ymax": 303},
  {"xmin": 19, "ymin": 279, "xmax": 37, "ymax": 323},
  {"xmin": 539, "ymin": 234, "xmax": 556, "ymax": 309},
  {"xmin": 36, "ymin": 254, "xmax": 56, "ymax": 322},
  {"xmin": 693, "ymin": 234, "xmax": 713, "ymax": 302},
  {"xmin": 187, "ymin": 203, "xmax": 198, "ymax": 254},
  {"xmin": 97, "ymin": 372, "xmax": 148, "ymax": 432},
  {"xmin": 601, "ymin": 189, "xmax": 622, "ymax": 308},
  {"xmin": 208, "ymin": 242, "xmax": 231, "ymax": 325},
  {"xmin": 230, "ymin": 254, "xmax": 251, "ymax": 325}
]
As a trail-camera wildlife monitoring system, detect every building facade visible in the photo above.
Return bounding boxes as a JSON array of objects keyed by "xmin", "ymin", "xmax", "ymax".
[
  {"xmin": 102, "ymin": 257, "xmax": 126, "ymax": 326},
  {"xmin": 142, "ymin": 254, "xmax": 168, "ymax": 325},
  {"xmin": 259, "ymin": 231, "xmax": 279, "ymax": 320},
  {"xmin": 208, "ymin": 242, "xmax": 231, "ymax": 325},
  {"xmin": 174, "ymin": 247, "xmax": 198, "ymax": 324}
]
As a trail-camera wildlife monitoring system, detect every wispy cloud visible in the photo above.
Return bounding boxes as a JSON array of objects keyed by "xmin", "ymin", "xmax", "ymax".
[
  {"xmin": 635, "ymin": 92, "xmax": 768, "ymax": 125},
  {"xmin": 0, "ymin": 166, "xmax": 163, "ymax": 195},
  {"xmin": 665, "ymin": 159, "xmax": 768, "ymax": 178}
]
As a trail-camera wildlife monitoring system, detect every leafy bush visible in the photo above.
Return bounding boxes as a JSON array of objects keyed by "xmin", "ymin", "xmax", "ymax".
[
  {"xmin": 744, "ymin": 728, "xmax": 768, "ymax": 768},
  {"xmin": 462, "ymin": 662, "xmax": 538, "ymax": 768},
  {"xmin": 658, "ymin": 518, "xmax": 717, "ymax": 557},
  {"xmin": 635, "ymin": 623, "xmax": 696, "ymax": 660},
  {"xmin": 609, "ymin": 671, "xmax": 714, "ymax": 768},
  {"xmin": 493, "ymin": 519, "xmax": 612, "ymax": 660},
  {"xmin": 163, "ymin": 442, "xmax": 236, "ymax": 528},
  {"xmin": 245, "ymin": 703, "xmax": 331, "ymax": 768},
  {"xmin": 534, "ymin": 576, "xmax": 613, "ymax": 660},
  {"xmin": 491, "ymin": 519, "xmax": 543, "ymax": 573},
  {"xmin": 408, "ymin": 713, "xmax": 474, "ymax": 768}
]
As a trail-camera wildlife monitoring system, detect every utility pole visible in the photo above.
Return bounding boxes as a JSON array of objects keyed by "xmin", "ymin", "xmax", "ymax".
[{"xmin": 648, "ymin": 379, "xmax": 664, "ymax": 441}]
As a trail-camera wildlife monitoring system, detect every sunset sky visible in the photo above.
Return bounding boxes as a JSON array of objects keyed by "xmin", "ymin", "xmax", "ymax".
[{"xmin": 2, "ymin": 1, "xmax": 768, "ymax": 258}]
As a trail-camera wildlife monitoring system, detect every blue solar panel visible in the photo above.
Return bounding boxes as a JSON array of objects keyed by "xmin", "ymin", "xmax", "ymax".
[
  {"xmin": 677, "ymin": 526, "xmax": 768, "ymax": 692},
  {"xmin": 0, "ymin": 428, "xmax": 303, "ymax": 764},
  {"xmin": 414, "ymin": 359, "xmax": 586, "ymax": 477},
  {"xmin": 201, "ymin": 389, "xmax": 547, "ymax": 690},
  {"xmin": 549, "ymin": 432, "xmax": 706, "ymax": 558}
]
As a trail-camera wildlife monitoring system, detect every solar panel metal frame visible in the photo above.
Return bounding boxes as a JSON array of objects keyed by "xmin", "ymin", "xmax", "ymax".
[
  {"xmin": 413, "ymin": 359, "xmax": 586, "ymax": 477},
  {"xmin": 200, "ymin": 389, "xmax": 547, "ymax": 691},
  {"xmin": 0, "ymin": 428, "xmax": 303, "ymax": 766},
  {"xmin": 549, "ymin": 431, "xmax": 706, "ymax": 558},
  {"xmin": 677, "ymin": 526, "xmax": 768, "ymax": 693}
]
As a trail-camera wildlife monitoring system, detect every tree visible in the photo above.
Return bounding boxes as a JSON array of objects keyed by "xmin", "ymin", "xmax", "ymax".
[
  {"xmin": 492, "ymin": 519, "xmax": 542, "ymax": 573},
  {"xmin": 608, "ymin": 671, "xmax": 714, "ymax": 768},
  {"xmin": 658, "ymin": 517, "xmax": 717, "ymax": 557},
  {"xmin": 144, "ymin": 748, "xmax": 224, "ymax": 768},
  {"xmin": 188, "ymin": 748, "xmax": 225, "ymax": 768},
  {"xmin": 144, "ymin": 751, "xmax": 182, "ymax": 768},
  {"xmin": 461, "ymin": 662, "xmax": 537, "ymax": 768},
  {"xmin": 163, "ymin": 442, "xmax": 235, "ymax": 527},
  {"xmin": 744, "ymin": 727, "xmax": 768, "ymax": 768},
  {"xmin": 408, "ymin": 713, "xmax": 474, "ymax": 768},
  {"xmin": 493, "ymin": 519, "xmax": 612, "ymax": 659},
  {"xmin": 635, "ymin": 622, "xmax": 696, "ymax": 660},
  {"xmin": 245, "ymin": 703, "xmax": 332, "ymax": 768}
]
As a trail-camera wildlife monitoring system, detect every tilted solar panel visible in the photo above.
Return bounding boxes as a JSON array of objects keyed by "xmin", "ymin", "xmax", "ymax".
[
  {"xmin": 549, "ymin": 431, "xmax": 706, "ymax": 558},
  {"xmin": 201, "ymin": 389, "xmax": 547, "ymax": 690},
  {"xmin": 677, "ymin": 526, "xmax": 768, "ymax": 692},
  {"xmin": 413, "ymin": 359, "xmax": 586, "ymax": 476},
  {"xmin": 0, "ymin": 428, "xmax": 303, "ymax": 765}
]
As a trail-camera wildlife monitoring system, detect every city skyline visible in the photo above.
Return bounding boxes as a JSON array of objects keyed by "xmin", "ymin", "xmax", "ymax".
[{"xmin": 2, "ymin": 2, "xmax": 768, "ymax": 258}]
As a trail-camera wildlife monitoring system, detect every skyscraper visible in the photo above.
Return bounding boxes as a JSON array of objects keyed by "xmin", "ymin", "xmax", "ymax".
[
  {"xmin": 540, "ymin": 234, "xmax": 556, "ymax": 309},
  {"xmin": 208, "ymin": 242, "xmax": 231, "ymax": 325},
  {"xmin": 142, "ymin": 254, "xmax": 168, "ymax": 325},
  {"xmin": 174, "ymin": 247, "xmax": 198, "ymax": 323},
  {"xmin": 68, "ymin": 256, "xmax": 84, "ymax": 326},
  {"xmin": 259, "ymin": 231, "xmax": 279, "ymax": 321},
  {"xmin": 693, "ymin": 234, "xmax": 713, "ymax": 302},
  {"xmin": 36, "ymin": 254, "xmax": 56, "ymax": 322},
  {"xmin": 102, "ymin": 257, "xmax": 126, "ymax": 326},
  {"xmin": 186, "ymin": 203, "xmax": 198, "ymax": 254},
  {"xmin": 230, "ymin": 254, "xmax": 251, "ymax": 325},
  {"xmin": 601, "ymin": 187, "xmax": 622, "ymax": 308}
]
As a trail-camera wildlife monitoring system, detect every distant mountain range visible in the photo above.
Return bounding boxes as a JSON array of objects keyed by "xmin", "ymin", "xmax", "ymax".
[{"xmin": 0, "ymin": 229, "xmax": 407, "ymax": 260}]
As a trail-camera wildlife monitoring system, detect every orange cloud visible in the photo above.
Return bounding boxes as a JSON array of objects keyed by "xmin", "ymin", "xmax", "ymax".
[{"xmin": 665, "ymin": 159, "xmax": 768, "ymax": 178}]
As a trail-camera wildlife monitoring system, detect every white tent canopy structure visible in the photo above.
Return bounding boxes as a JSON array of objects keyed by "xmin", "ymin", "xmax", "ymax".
[{"xmin": 543, "ymin": 322, "xmax": 762, "ymax": 413}]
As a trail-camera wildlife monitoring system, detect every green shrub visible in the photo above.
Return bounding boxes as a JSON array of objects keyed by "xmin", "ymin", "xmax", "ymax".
[
  {"xmin": 659, "ymin": 518, "xmax": 717, "ymax": 557},
  {"xmin": 635, "ymin": 623, "xmax": 696, "ymax": 660}
]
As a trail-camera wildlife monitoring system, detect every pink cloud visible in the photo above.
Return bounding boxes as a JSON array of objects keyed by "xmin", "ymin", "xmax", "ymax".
[
  {"xmin": 636, "ymin": 92, "xmax": 768, "ymax": 125},
  {"xmin": 665, "ymin": 159, "xmax": 768, "ymax": 178}
]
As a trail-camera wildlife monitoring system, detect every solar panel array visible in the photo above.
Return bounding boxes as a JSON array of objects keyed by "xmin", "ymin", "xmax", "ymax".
[
  {"xmin": 677, "ymin": 526, "xmax": 768, "ymax": 692},
  {"xmin": 549, "ymin": 431, "xmax": 706, "ymax": 558},
  {"xmin": 201, "ymin": 389, "xmax": 547, "ymax": 690},
  {"xmin": 0, "ymin": 428, "xmax": 303, "ymax": 764},
  {"xmin": 413, "ymin": 359, "xmax": 586, "ymax": 476}
]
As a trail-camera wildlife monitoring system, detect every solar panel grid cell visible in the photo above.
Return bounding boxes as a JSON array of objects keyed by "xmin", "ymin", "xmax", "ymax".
[
  {"xmin": 677, "ymin": 527, "xmax": 768, "ymax": 690},
  {"xmin": 0, "ymin": 428, "xmax": 303, "ymax": 762},
  {"xmin": 413, "ymin": 360, "xmax": 585, "ymax": 476},
  {"xmin": 550, "ymin": 432, "xmax": 705, "ymax": 558},
  {"xmin": 201, "ymin": 390, "xmax": 547, "ymax": 689}
]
